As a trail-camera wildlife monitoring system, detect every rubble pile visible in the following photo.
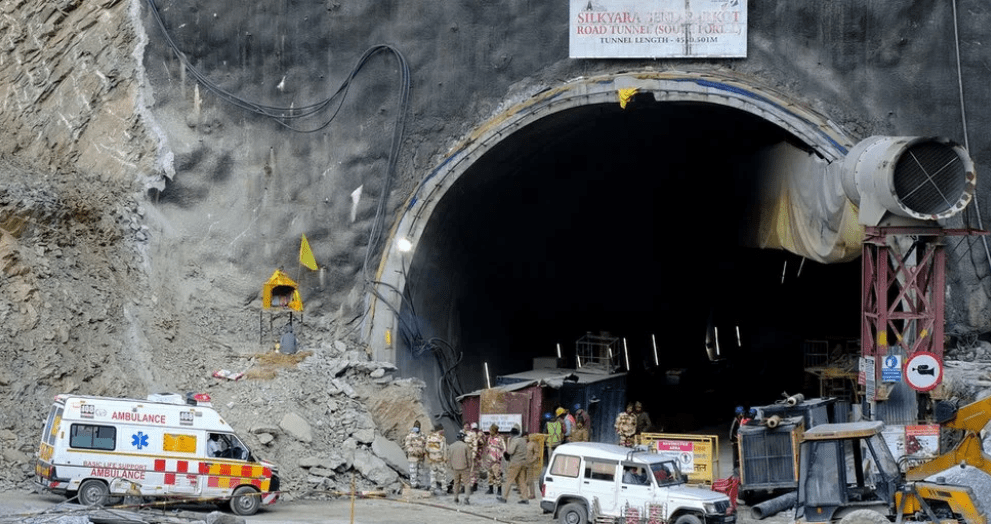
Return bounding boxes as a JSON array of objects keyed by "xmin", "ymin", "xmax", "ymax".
[
  {"xmin": 199, "ymin": 339, "xmax": 430, "ymax": 500},
  {"xmin": 942, "ymin": 340, "xmax": 991, "ymax": 402}
]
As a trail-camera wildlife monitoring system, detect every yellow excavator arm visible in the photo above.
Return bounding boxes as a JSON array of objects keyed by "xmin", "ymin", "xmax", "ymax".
[
  {"xmin": 896, "ymin": 482, "xmax": 988, "ymax": 524},
  {"xmin": 905, "ymin": 396, "xmax": 991, "ymax": 481}
]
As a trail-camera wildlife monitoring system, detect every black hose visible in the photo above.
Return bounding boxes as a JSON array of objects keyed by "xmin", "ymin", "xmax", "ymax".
[{"xmin": 750, "ymin": 491, "xmax": 797, "ymax": 520}]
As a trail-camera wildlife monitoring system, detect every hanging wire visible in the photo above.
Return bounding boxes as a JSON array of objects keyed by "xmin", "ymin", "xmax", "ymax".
[
  {"xmin": 145, "ymin": 0, "xmax": 411, "ymax": 282},
  {"xmin": 952, "ymin": 0, "xmax": 991, "ymax": 281},
  {"xmin": 145, "ymin": 0, "xmax": 461, "ymax": 420}
]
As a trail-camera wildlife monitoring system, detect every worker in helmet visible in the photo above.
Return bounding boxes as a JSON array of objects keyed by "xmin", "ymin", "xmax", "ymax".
[
  {"xmin": 729, "ymin": 406, "xmax": 745, "ymax": 473},
  {"xmin": 556, "ymin": 407, "xmax": 575, "ymax": 443},
  {"xmin": 448, "ymin": 430, "xmax": 472, "ymax": 504},
  {"xmin": 544, "ymin": 412, "xmax": 563, "ymax": 458}
]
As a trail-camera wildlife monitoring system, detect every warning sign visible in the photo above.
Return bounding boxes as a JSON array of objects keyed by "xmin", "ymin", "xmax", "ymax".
[
  {"xmin": 656, "ymin": 439, "xmax": 694, "ymax": 472},
  {"xmin": 638, "ymin": 433, "xmax": 717, "ymax": 485},
  {"xmin": 904, "ymin": 352, "xmax": 942, "ymax": 392}
]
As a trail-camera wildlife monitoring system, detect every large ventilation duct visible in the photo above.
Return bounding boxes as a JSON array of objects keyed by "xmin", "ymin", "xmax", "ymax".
[{"xmin": 842, "ymin": 136, "xmax": 976, "ymax": 226}]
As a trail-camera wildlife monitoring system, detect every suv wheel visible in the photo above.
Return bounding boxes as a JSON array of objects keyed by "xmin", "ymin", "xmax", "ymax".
[
  {"xmin": 559, "ymin": 502, "xmax": 588, "ymax": 524},
  {"xmin": 674, "ymin": 514, "xmax": 703, "ymax": 524}
]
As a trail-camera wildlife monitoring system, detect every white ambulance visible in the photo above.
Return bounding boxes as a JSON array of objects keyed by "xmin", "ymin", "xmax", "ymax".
[{"xmin": 34, "ymin": 393, "xmax": 280, "ymax": 515}]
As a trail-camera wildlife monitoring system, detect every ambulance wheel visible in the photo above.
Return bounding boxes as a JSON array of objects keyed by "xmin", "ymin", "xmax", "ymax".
[
  {"xmin": 558, "ymin": 502, "xmax": 588, "ymax": 524},
  {"xmin": 77, "ymin": 479, "xmax": 110, "ymax": 507},
  {"xmin": 229, "ymin": 485, "xmax": 261, "ymax": 516}
]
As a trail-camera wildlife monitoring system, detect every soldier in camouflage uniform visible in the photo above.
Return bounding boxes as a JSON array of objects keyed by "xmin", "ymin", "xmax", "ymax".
[
  {"xmin": 425, "ymin": 425, "xmax": 448, "ymax": 493},
  {"xmin": 402, "ymin": 421, "xmax": 426, "ymax": 488},
  {"xmin": 614, "ymin": 403, "xmax": 638, "ymax": 447},
  {"xmin": 462, "ymin": 422, "xmax": 481, "ymax": 492},
  {"xmin": 482, "ymin": 424, "xmax": 506, "ymax": 495}
]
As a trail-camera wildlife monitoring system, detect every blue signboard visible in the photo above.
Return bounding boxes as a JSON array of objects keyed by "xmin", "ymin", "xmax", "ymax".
[{"xmin": 881, "ymin": 354, "xmax": 901, "ymax": 383}]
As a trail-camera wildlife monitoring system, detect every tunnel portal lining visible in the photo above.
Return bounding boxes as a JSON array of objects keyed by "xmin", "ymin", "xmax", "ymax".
[{"xmin": 365, "ymin": 69, "xmax": 858, "ymax": 363}]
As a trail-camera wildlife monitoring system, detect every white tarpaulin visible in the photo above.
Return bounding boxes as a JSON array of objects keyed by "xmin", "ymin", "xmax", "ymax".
[{"xmin": 753, "ymin": 142, "xmax": 864, "ymax": 263}]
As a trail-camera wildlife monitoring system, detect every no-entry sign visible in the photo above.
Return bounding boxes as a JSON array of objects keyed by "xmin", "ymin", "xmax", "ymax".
[{"xmin": 904, "ymin": 352, "xmax": 942, "ymax": 392}]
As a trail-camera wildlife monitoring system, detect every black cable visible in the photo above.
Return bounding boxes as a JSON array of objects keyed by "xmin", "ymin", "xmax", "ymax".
[
  {"xmin": 144, "ymin": 0, "xmax": 443, "ymax": 417},
  {"xmin": 145, "ymin": 0, "xmax": 410, "ymax": 133},
  {"xmin": 146, "ymin": 0, "xmax": 413, "ymax": 321}
]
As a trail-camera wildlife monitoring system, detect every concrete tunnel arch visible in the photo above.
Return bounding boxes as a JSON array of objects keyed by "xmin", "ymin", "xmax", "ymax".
[{"xmin": 363, "ymin": 70, "xmax": 862, "ymax": 424}]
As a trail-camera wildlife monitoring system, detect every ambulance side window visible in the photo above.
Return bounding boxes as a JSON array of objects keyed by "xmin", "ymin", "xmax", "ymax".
[
  {"xmin": 228, "ymin": 436, "xmax": 248, "ymax": 461},
  {"xmin": 44, "ymin": 407, "xmax": 63, "ymax": 446},
  {"xmin": 70, "ymin": 424, "xmax": 116, "ymax": 451}
]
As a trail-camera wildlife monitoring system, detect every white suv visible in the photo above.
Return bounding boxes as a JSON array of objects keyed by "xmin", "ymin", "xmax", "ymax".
[{"xmin": 540, "ymin": 442, "xmax": 736, "ymax": 524}]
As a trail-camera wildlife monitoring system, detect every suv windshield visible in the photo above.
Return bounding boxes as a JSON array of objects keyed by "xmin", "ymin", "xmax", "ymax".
[{"xmin": 649, "ymin": 460, "xmax": 684, "ymax": 486}]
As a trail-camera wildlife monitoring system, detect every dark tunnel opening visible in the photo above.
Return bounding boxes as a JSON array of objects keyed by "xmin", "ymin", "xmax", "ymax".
[{"xmin": 398, "ymin": 101, "xmax": 861, "ymax": 432}]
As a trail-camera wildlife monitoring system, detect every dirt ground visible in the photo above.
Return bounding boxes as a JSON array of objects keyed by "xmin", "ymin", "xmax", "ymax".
[{"xmin": 0, "ymin": 488, "xmax": 791, "ymax": 524}]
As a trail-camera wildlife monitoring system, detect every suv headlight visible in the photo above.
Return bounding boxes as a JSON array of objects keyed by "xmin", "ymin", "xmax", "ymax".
[{"xmin": 704, "ymin": 502, "xmax": 719, "ymax": 514}]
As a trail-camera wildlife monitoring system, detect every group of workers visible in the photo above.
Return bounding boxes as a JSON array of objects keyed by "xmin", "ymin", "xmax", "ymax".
[
  {"xmin": 403, "ymin": 420, "xmax": 542, "ymax": 504},
  {"xmin": 402, "ymin": 400, "xmax": 658, "ymax": 503},
  {"xmin": 542, "ymin": 403, "xmax": 591, "ymax": 451}
]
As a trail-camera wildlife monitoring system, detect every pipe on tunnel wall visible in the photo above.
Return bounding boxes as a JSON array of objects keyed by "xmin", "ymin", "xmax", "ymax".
[
  {"xmin": 363, "ymin": 69, "xmax": 861, "ymax": 363},
  {"xmin": 841, "ymin": 136, "xmax": 976, "ymax": 226}
]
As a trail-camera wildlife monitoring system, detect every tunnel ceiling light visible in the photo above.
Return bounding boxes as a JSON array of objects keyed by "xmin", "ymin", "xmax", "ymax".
[{"xmin": 396, "ymin": 237, "xmax": 413, "ymax": 252}]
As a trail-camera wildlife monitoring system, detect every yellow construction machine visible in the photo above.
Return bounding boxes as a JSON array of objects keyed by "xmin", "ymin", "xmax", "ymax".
[{"xmin": 794, "ymin": 396, "xmax": 991, "ymax": 524}]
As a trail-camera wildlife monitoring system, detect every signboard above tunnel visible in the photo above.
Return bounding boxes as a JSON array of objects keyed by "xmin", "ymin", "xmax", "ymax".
[{"xmin": 570, "ymin": 0, "xmax": 748, "ymax": 59}]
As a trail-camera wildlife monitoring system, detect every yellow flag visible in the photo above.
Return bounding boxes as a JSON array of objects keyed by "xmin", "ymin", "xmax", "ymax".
[
  {"xmin": 618, "ymin": 87, "xmax": 639, "ymax": 109},
  {"xmin": 299, "ymin": 234, "xmax": 318, "ymax": 270}
]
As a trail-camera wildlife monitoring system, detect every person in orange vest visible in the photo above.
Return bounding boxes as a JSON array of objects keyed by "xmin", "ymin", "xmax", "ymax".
[{"xmin": 560, "ymin": 406, "xmax": 577, "ymax": 443}]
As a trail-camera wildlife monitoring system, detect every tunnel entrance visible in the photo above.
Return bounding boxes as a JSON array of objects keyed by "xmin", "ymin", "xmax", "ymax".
[{"xmin": 370, "ymin": 73, "xmax": 862, "ymax": 431}]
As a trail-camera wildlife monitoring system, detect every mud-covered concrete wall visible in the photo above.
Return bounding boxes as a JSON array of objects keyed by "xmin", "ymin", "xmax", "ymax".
[{"xmin": 4, "ymin": 0, "xmax": 991, "ymax": 342}]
